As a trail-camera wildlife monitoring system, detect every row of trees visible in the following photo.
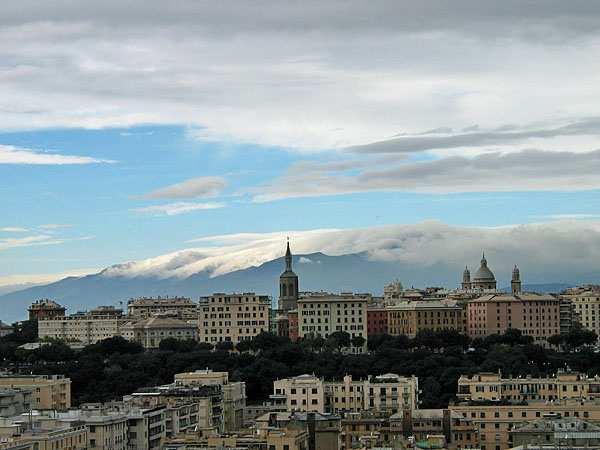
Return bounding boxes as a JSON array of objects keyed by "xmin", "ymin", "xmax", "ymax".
[{"xmin": 0, "ymin": 324, "xmax": 599, "ymax": 409}]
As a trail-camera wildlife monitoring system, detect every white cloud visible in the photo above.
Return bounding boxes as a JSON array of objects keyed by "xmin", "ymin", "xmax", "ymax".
[
  {"xmin": 38, "ymin": 223, "xmax": 72, "ymax": 230},
  {"xmin": 1, "ymin": 2, "xmax": 600, "ymax": 152},
  {"xmin": 0, "ymin": 227, "xmax": 28, "ymax": 232},
  {"xmin": 0, "ymin": 267, "xmax": 99, "ymax": 290},
  {"xmin": 100, "ymin": 220, "xmax": 600, "ymax": 282},
  {"xmin": 140, "ymin": 176, "xmax": 227, "ymax": 200},
  {"xmin": 252, "ymin": 149, "xmax": 600, "ymax": 201},
  {"xmin": 0, "ymin": 144, "xmax": 113, "ymax": 165},
  {"xmin": 0, "ymin": 234, "xmax": 93, "ymax": 251},
  {"xmin": 132, "ymin": 202, "xmax": 225, "ymax": 216}
]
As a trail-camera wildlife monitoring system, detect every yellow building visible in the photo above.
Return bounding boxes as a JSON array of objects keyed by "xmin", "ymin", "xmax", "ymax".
[
  {"xmin": 451, "ymin": 398, "xmax": 600, "ymax": 450},
  {"xmin": 121, "ymin": 315, "xmax": 198, "ymax": 349},
  {"xmin": 457, "ymin": 371, "xmax": 600, "ymax": 402},
  {"xmin": 127, "ymin": 297, "xmax": 198, "ymax": 320},
  {"xmin": 198, "ymin": 293, "xmax": 270, "ymax": 345},
  {"xmin": 387, "ymin": 301, "xmax": 463, "ymax": 338},
  {"xmin": 297, "ymin": 292, "xmax": 368, "ymax": 352},
  {"xmin": 0, "ymin": 375, "xmax": 71, "ymax": 410},
  {"xmin": 562, "ymin": 289, "xmax": 600, "ymax": 335},
  {"xmin": 0, "ymin": 417, "xmax": 87, "ymax": 450},
  {"xmin": 174, "ymin": 370, "xmax": 246, "ymax": 431}
]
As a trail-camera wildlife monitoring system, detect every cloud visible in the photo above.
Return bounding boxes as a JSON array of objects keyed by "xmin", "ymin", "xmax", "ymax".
[
  {"xmin": 346, "ymin": 118, "xmax": 600, "ymax": 154},
  {"xmin": 0, "ymin": 145, "xmax": 113, "ymax": 164},
  {"xmin": 0, "ymin": 234, "xmax": 89, "ymax": 251},
  {"xmin": 252, "ymin": 149, "xmax": 600, "ymax": 201},
  {"xmin": 38, "ymin": 223, "xmax": 72, "ymax": 230},
  {"xmin": 0, "ymin": 227, "xmax": 28, "ymax": 232},
  {"xmin": 2, "ymin": 2, "xmax": 600, "ymax": 150},
  {"xmin": 0, "ymin": 268, "xmax": 100, "ymax": 294},
  {"xmin": 140, "ymin": 176, "xmax": 227, "ymax": 200},
  {"xmin": 99, "ymin": 220, "xmax": 600, "ymax": 283},
  {"xmin": 132, "ymin": 202, "xmax": 225, "ymax": 216}
]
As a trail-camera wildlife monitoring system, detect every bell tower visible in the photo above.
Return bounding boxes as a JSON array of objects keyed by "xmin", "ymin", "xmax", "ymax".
[
  {"xmin": 511, "ymin": 265, "xmax": 522, "ymax": 294},
  {"xmin": 279, "ymin": 239, "xmax": 299, "ymax": 311}
]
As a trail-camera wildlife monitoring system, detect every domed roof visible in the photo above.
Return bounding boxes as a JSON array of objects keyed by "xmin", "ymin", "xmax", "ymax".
[{"xmin": 473, "ymin": 253, "xmax": 495, "ymax": 281}]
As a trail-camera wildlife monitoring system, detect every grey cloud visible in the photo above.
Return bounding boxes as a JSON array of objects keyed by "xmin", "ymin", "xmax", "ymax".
[
  {"xmin": 141, "ymin": 177, "xmax": 227, "ymax": 200},
  {"xmin": 347, "ymin": 118, "xmax": 600, "ymax": 154},
  {"xmin": 253, "ymin": 149, "xmax": 600, "ymax": 201}
]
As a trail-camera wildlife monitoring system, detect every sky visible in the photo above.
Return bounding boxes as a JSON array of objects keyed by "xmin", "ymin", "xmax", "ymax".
[{"xmin": 2, "ymin": 0, "xmax": 600, "ymax": 290}]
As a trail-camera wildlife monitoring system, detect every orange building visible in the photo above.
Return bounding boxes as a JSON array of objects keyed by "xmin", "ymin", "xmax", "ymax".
[
  {"xmin": 28, "ymin": 299, "xmax": 66, "ymax": 321},
  {"xmin": 467, "ymin": 293, "xmax": 561, "ymax": 345},
  {"xmin": 367, "ymin": 307, "xmax": 388, "ymax": 336}
]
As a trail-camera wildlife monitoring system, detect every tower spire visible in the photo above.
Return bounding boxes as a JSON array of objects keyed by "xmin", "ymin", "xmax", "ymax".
[{"xmin": 285, "ymin": 237, "xmax": 292, "ymax": 271}]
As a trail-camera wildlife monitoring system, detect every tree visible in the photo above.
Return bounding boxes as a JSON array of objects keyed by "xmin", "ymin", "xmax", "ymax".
[
  {"xmin": 215, "ymin": 340, "xmax": 234, "ymax": 352},
  {"xmin": 326, "ymin": 331, "xmax": 351, "ymax": 351},
  {"xmin": 159, "ymin": 338, "xmax": 197, "ymax": 352},
  {"xmin": 236, "ymin": 340, "xmax": 253, "ymax": 353},
  {"xmin": 351, "ymin": 335, "xmax": 365, "ymax": 349}
]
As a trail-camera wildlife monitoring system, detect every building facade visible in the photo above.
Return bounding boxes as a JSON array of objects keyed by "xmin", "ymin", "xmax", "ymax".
[
  {"xmin": 198, "ymin": 293, "xmax": 270, "ymax": 345},
  {"xmin": 0, "ymin": 375, "xmax": 71, "ymax": 410},
  {"xmin": 127, "ymin": 297, "xmax": 198, "ymax": 320},
  {"xmin": 563, "ymin": 289, "xmax": 600, "ymax": 336},
  {"xmin": 272, "ymin": 373, "xmax": 418, "ymax": 415},
  {"xmin": 467, "ymin": 293, "xmax": 561, "ymax": 344},
  {"xmin": 367, "ymin": 306, "xmax": 388, "ymax": 336},
  {"xmin": 387, "ymin": 301, "xmax": 463, "ymax": 338},
  {"xmin": 38, "ymin": 308, "xmax": 126, "ymax": 345},
  {"xmin": 121, "ymin": 315, "xmax": 197, "ymax": 349},
  {"xmin": 297, "ymin": 292, "xmax": 368, "ymax": 352},
  {"xmin": 28, "ymin": 299, "xmax": 66, "ymax": 321}
]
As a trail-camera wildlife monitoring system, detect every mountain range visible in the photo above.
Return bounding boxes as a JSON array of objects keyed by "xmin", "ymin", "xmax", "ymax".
[{"xmin": 0, "ymin": 251, "xmax": 574, "ymax": 323}]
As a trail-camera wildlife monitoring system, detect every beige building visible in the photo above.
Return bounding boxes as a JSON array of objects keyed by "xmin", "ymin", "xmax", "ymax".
[
  {"xmin": 451, "ymin": 398, "xmax": 600, "ymax": 450},
  {"xmin": 121, "ymin": 315, "xmax": 198, "ymax": 349},
  {"xmin": 124, "ymin": 405, "xmax": 166, "ymax": 450},
  {"xmin": 297, "ymin": 292, "xmax": 368, "ymax": 352},
  {"xmin": 0, "ymin": 375, "xmax": 70, "ymax": 410},
  {"xmin": 127, "ymin": 297, "xmax": 198, "ymax": 320},
  {"xmin": 387, "ymin": 301, "xmax": 463, "ymax": 338},
  {"xmin": 457, "ymin": 371, "xmax": 600, "ymax": 402},
  {"xmin": 198, "ymin": 293, "xmax": 270, "ymax": 345},
  {"xmin": 38, "ymin": 307, "xmax": 126, "ymax": 345},
  {"xmin": 467, "ymin": 293, "xmax": 561, "ymax": 344},
  {"xmin": 562, "ymin": 289, "xmax": 600, "ymax": 336},
  {"xmin": 174, "ymin": 370, "xmax": 246, "ymax": 431},
  {"xmin": 58, "ymin": 410, "xmax": 128, "ymax": 450},
  {"xmin": 0, "ymin": 389, "xmax": 32, "ymax": 417},
  {"xmin": 0, "ymin": 416, "xmax": 87, "ymax": 450},
  {"xmin": 272, "ymin": 373, "xmax": 418, "ymax": 415}
]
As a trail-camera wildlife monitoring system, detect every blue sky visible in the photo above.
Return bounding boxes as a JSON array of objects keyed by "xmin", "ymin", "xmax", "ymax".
[{"xmin": 2, "ymin": 1, "xmax": 600, "ymax": 287}]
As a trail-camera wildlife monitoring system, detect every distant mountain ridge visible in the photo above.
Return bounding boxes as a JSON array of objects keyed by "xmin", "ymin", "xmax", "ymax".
[{"xmin": 0, "ymin": 251, "xmax": 580, "ymax": 323}]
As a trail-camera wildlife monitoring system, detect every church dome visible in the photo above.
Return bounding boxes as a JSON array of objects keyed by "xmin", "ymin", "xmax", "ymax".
[{"xmin": 473, "ymin": 254, "xmax": 495, "ymax": 281}]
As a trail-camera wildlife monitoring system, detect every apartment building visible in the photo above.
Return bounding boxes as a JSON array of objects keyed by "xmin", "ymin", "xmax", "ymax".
[
  {"xmin": 297, "ymin": 292, "xmax": 368, "ymax": 352},
  {"xmin": 174, "ymin": 370, "xmax": 246, "ymax": 431},
  {"xmin": 467, "ymin": 293, "xmax": 561, "ymax": 344},
  {"xmin": 457, "ymin": 371, "xmax": 600, "ymax": 402},
  {"xmin": 121, "ymin": 315, "xmax": 197, "ymax": 349},
  {"xmin": 562, "ymin": 289, "xmax": 600, "ymax": 336},
  {"xmin": 389, "ymin": 409, "xmax": 479, "ymax": 450},
  {"xmin": 28, "ymin": 299, "xmax": 66, "ymax": 321},
  {"xmin": 387, "ymin": 301, "xmax": 463, "ymax": 338},
  {"xmin": 450, "ymin": 398, "xmax": 600, "ymax": 450},
  {"xmin": 0, "ymin": 416, "xmax": 88, "ymax": 450},
  {"xmin": 127, "ymin": 297, "xmax": 198, "ymax": 320},
  {"xmin": 0, "ymin": 389, "xmax": 32, "ymax": 416},
  {"xmin": 510, "ymin": 415, "xmax": 600, "ymax": 448},
  {"xmin": 38, "ymin": 307, "xmax": 126, "ymax": 345},
  {"xmin": 271, "ymin": 373, "xmax": 418, "ymax": 415},
  {"xmin": 367, "ymin": 306, "xmax": 388, "ymax": 335},
  {"xmin": 197, "ymin": 293, "xmax": 270, "ymax": 345},
  {"xmin": 57, "ymin": 409, "xmax": 128, "ymax": 450},
  {"xmin": 124, "ymin": 406, "xmax": 166, "ymax": 450},
  {"xmin": 0, "ymin": 375, "xmax": 71, "ymax": 410}
]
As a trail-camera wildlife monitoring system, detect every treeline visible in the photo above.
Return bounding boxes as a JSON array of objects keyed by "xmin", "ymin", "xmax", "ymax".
[{"xmin": 0, "ymin": 323, "xmax": 598, "ymax": 409}]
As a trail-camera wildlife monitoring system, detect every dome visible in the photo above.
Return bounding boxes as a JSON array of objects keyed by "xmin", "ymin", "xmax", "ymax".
[{"xmin": 473, "ymin": 254, "xmax": 495, "ymax": 281}]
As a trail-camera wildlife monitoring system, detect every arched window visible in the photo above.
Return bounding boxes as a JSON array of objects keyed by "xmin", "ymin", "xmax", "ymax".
[{"xmin": 282, "ymin": 284, "xmax": 287, "ymax": 297}]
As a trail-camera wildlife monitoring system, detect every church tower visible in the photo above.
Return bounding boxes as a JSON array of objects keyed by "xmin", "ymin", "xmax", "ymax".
[
  {"xmin": 511, "ymin": 265, "xmax": 522, "ymax": 294},
  {"xmin": 279, "ymin": 239, "xmax": 299, "ymax": 312},
  {"xmin": 462, "ymin": 266, "xmax": 471, "ymax": 290}
]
